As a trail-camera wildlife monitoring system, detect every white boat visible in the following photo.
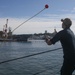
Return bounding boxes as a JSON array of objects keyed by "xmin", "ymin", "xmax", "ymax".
[{"xmin": 27, "ymin": 38, "xmax": 45, "ymax": 42}]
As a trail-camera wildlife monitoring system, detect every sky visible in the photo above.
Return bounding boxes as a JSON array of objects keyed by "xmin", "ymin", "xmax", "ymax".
[{"xmin": 0, "ymin": 0, "xmax": 75, "ymax": 34}]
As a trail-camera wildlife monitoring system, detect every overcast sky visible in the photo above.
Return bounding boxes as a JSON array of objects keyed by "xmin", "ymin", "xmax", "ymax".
[{"xmin": 0, "ymin": 0, "xmax": 75, "ymax": 34}]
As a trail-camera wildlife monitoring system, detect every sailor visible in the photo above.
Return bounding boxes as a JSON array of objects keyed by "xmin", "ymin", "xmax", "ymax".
[{"xmin": 45, "ymin": 18, "xmax": 75, "ymax": 75}]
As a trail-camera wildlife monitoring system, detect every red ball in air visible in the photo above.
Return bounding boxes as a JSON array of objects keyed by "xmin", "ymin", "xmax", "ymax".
[{"xmin": 45, "ymin": 4, "xmax": 49, "ymax": 8}]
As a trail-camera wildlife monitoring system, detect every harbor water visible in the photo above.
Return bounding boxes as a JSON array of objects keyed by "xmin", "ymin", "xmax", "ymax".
[{"xmin": 0, "ymin": 41, "xmax": 74, "ymax": 75}]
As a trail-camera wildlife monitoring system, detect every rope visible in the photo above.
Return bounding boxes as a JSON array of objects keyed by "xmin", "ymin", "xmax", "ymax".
[
  {"xmin": 0, "ymin": 47, "xmax": 62, "ymax": 64},
  {"xmin": 12, "ymin": 8, "xmax": 46, "ymax": 32}
]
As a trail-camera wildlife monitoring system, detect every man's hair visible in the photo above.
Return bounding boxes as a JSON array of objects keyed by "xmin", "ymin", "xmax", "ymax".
[{"xmin": 61, "ymin": 18, "xmax": 72, "ymax": 28}]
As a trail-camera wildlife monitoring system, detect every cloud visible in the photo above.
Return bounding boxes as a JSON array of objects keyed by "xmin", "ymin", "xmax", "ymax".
[
  {"xmin": 71, "ymin": 7, "xmax": 75, "ymax": 13},
  {"xmin": 60, "ymin": 9, "xmax": 69, "ymax": 12},
  {"xmin": 0, "ymin": 17, "xmax": 60, "ymax": 34},
  {"xmin": 0, "ymin": 13, "xmax": 75, "ymax": 34}
]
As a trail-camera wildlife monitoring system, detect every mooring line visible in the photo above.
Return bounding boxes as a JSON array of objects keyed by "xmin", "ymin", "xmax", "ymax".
[{"xmin": 0, "ymin": 47, "xmax": 62, "ymax": 64}]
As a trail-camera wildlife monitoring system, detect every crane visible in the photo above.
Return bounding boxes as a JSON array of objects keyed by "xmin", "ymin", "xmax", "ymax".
[{"xmin": 3, "ymin": 19, "xmax": 8, "ymax": 39}]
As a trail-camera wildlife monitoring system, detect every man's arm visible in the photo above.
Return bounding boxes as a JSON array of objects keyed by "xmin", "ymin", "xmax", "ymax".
[{"xmin": 45, "ymin": 30, "xmax": 63, "ymax": 45}]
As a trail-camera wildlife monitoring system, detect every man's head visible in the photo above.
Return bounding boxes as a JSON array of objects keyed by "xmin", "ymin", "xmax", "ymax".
[{"xmin": 61, "ymin": 18, "xmax": 72, "ymax": 29}]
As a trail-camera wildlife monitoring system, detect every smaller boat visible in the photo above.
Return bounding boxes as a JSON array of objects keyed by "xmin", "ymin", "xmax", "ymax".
[{"xmin": 0, "ymin": 38, "xmax": 14, "ymax": 42}]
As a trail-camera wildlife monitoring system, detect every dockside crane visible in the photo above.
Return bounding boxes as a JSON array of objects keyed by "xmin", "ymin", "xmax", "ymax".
[{"xmin": 3, "ymin": 19, "xmax": 8, "ymax": 39}]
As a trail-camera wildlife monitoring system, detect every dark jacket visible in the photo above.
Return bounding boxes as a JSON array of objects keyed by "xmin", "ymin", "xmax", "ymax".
[{"xmin": 51, "ymin": 28, "xmax": 75, "ymax": 60}]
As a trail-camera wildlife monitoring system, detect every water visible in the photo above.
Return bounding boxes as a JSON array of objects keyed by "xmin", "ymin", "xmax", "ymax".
[{"xmin": 0, "ymin": 41, "xmax": 63, "ymax": 75}]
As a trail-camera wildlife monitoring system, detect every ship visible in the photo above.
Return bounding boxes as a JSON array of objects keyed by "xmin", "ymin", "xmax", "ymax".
[
  {"xmin": 27, "ymin": 33, "xmax": 45, "ymax": 42},
  {"xmin": 27, "ymin": 29, "xmax": 57, "ymax": 42}
]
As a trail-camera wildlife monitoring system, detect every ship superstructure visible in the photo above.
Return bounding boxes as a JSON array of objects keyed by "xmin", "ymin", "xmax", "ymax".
[{"xmin": 0, "ymin": 19, "xmax": 12, "ymax": 41}]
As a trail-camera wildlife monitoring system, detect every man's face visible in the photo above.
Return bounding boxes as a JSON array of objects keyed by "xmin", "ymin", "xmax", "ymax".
[{"xmin": 62, "ymin": 22, "xmax": 66, "ymax": 29}]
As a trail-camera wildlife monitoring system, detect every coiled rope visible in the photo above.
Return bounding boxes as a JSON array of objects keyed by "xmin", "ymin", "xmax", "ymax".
[{"xmin": 0, "ymin": 47, "xmax": 62, "ymax": 64}]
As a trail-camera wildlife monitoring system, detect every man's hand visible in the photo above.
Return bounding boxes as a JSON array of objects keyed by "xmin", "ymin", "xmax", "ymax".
[{"xmin": 45, "ymin": 38, "xmax": 52, "ymax": 45}]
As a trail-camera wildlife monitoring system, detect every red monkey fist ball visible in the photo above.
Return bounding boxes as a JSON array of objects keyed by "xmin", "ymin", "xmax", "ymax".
[{"xmin": 45, "ymin": 4, "xmax": 49, "ymax": 8}]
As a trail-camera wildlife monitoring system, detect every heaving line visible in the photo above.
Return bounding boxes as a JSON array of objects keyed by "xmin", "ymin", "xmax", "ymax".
[
  {"xmin": 0, "ymin": 47, "xmax": 62, "ymax": 64},
  {"xmin": 12, "ymin": 4, "xmax": 49, "ymax": 32}
]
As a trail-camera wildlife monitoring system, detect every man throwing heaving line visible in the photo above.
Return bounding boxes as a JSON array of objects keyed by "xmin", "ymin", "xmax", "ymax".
[{"xmin": 46, "ymin": 18, "xmax": 75, "ymax": 75}]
